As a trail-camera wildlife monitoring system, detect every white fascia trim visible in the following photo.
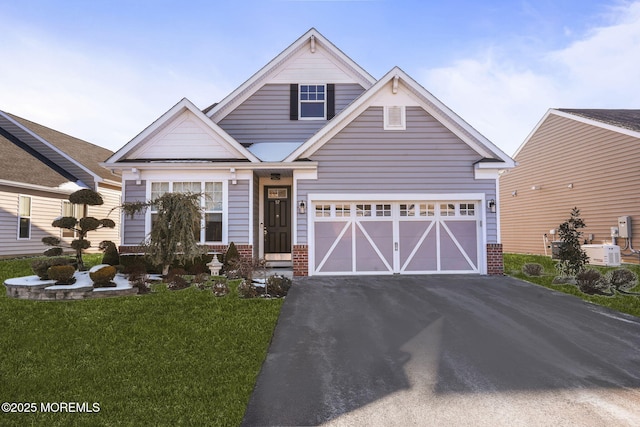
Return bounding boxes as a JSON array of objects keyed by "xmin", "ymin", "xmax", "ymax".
[
  {"xmin": 0, "ymin": 179, "xmax": 76, "ymax": 195},
  {"xmin": 104, "ymin": 161, "xmax": 318, "ymax": 173},
  {"xmin": 552, "ymin": 109, "xmax": 640, "ymax": 139},
  {"xmin": 106, "ymin": 98, "xmax": 260, "ymax": 164},
  {"xmin": 0, "ymin": 111, "xmax": 104, "ymax": 184},
  {"xmin": 207, "ymin": 28, "xmax": 377, "ymax": 122},
  {"xmin": 285, "ymin": 67, "xmax": 515, "ymax": 167},
  {"xmin": 307, "ymin": 193, "xmax": 485, "ymax": 202}
]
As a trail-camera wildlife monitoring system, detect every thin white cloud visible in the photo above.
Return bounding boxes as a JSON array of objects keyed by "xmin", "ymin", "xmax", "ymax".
[
  {"xmin": 420, "ymin": 1, "xmax": 640, "ymax": 156},
  {"xmin": 0, "ymin": 22, "xmax": 229, "ymax": 151}
]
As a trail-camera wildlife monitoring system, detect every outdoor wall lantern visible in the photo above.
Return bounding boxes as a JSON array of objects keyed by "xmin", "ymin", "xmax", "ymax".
[
  {"xmin": 298, "ymin": 200, "xmax": 306, "ymax": 214},
  {"xmin": 487, "ymin": 199, "xmax": 496, "ymax": 213}
]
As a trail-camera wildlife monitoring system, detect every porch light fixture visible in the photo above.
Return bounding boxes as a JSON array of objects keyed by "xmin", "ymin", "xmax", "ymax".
[
  {"xmin": 270, "ymin": 173, "xmax": 281, "ymax": 181},
  {"xmin": 487, "ymin": 199, "xmax": 496, "ymax": 213},
  {"xmin": 298, "ymin": 200, "xmax": 306, "ymax": 214}
]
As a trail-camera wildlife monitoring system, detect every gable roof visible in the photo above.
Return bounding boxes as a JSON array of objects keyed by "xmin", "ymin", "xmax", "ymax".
[
  {"xmin": 284, "ymin": 67, "xmax": 515, "ymax": 168},
  {"xmin": 105, "ymin": 98, "xmax": 260, "ymax": 164},
  {"xmin": 0, "ymin": 111, "xmax": 119, "ymax": 190},
  {"xmin": 514, "ymin": 108, "xmax": 640, "ymax": 158},
  {"xmin": 557, "ymin": 109, "xmax": 640, "ymax": 133},
  {"xmin": 206, "ymin": 28, "xmax": 377, "ymax": 123}
]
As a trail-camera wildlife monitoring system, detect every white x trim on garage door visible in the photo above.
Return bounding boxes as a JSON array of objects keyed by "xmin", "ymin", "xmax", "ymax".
[{"xmin": 309, "ymin": 195, "xmax": 485, "ymax": 275}]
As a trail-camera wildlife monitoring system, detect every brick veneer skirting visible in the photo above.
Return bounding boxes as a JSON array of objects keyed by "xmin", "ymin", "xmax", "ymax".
[
  {"xmin": 293, "ymin": 245, "xmax": 308, "ymax": 277},
  {"xmin": 487, "ymin": 243, "xmax": 504, "ymax": 275}
]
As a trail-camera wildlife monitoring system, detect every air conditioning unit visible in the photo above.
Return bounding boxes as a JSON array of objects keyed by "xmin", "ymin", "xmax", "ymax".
[{"xmin": 581, "ymin": 244, "xmax": 621, "ymax": 267}]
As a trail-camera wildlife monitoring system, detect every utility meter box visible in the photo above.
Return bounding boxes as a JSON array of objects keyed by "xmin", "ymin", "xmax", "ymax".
[
  {"xmin": 582, "ymin": 244, "xmax": 621, "ymax": 267},
  {"xmin": 618, "ymin": 216, "xmax": 631, "ymax": 238}
]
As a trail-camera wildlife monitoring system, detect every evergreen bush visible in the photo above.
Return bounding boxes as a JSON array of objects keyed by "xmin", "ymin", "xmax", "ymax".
[
  {"xmin": 89, "ymin": 265, "xmax": 117, "ymax": 287},
  {"xmin": 47, "ymin": 265, "xmax": 76, "ymax": 284}
]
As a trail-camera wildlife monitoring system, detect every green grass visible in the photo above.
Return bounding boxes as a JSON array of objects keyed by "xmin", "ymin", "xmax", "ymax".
[
  {"xmin": 0, "ymin": 255, "xmax": 283, "ymax": 426},
  {"xmin": 504, "ymin": 253, "xmax": 640, "ymax": 317}
]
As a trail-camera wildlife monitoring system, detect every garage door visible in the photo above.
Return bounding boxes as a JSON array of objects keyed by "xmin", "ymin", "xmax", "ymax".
[{"xmin": 310, "ymin": 200, "xmax": 481, "ymax": 275}]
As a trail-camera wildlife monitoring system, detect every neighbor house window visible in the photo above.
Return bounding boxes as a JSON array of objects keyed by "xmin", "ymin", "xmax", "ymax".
[
  {"xmin": 150, "ymin": 181, "xmax": 224, "ymax": 243},
  {"xmin": 299, "ymin": 84, "xmax": 326, "ymax": 119},
  {"xmin": 18, "ymin": 195, "xmax": 31, "ymax": 239},
  {"xmin": 61, "ymin": 201, "xmax": 85, "ymax": 238}
]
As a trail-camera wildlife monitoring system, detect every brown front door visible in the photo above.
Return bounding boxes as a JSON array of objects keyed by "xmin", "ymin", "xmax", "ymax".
[{"xmin": 264, "ymin": 186, "xmax": 291, "ymax": 255}]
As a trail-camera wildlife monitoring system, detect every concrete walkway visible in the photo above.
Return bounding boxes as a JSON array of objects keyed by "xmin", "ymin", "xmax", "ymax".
[{"xmin": 242, "ymin": 275, "xmax": 640, "ymax": 426}]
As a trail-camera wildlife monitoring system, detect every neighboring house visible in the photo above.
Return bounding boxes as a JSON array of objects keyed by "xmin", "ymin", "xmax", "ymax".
[
  {"xmin": 103, "ymin": 28, "xmax": 514, "ymax": 276},
  {"xmin": 500, "ymin": 109, "xmax": 640, "ymax": 263},
  {"xmin": 0, "ymin": 111, "xmax": 121, "ymax": 258}
]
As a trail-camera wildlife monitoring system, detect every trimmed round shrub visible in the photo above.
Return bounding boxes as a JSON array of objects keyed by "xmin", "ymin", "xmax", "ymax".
[
  {"xmin": 31, "ymin": 257, "xmax": 72, "ymax": 279},
  {"xmin": 42, "ymin": 236, "xmax": 61, "ymax": 246},
  {"xmin": 576, "ymin": 268, "xmax": 610, "ymax": 295},
  {"xmin": 100, "ymin": 218, "xmax": 116, "ymax": 228},
  {"xmin": 79, "ymin": 217, "xmax": 101, "ymax": 232},
  {"xmin": 52, "ymin": 216, "xmax": 78, "ymax": 229},
  {"xmin": 522, "ymin": 263, "xmax": 544, "ymax": 277},
  {"xmin": 47, "ymin": 264, "xmax": 76, "ymax": 284},
  {"xmin": 89, "ymin": 264, "xmax": 117, "ymax": 287},
  {"xmin": 71, "ymin": 239, "xmax": 92, "ymax": 251},
  {"xmin": 44, "ymin": 247, "xmax": 64, "ymax": 257},
  {"xmin": 99, "ymin": 240, "xmax": 120, "ymax": 266},
  {"xmin": 69, "ymin": 189, "xmax": 103, "ymax": 206}
]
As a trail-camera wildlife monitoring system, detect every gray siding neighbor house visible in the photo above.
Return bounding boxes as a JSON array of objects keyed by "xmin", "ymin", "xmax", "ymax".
[
  {"xmin": 103, "ymin": 28, "xmax": 514, "ymax": 276},
  {"xmin": 0, "ymin": 111, "xmax": 121, "ymax": 258}
]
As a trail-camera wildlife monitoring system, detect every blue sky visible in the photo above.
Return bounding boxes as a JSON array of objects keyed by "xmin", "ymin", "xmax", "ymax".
[{"xmin": 1, "ymin": 0, "xmax": 639, "ymax": 155}]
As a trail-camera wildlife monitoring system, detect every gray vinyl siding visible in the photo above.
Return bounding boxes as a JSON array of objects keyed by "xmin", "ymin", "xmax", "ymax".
[
  {"xmin": 297, "ymin": 106, "xmax": 497, "ymax": 243},
  {"xmin": 228, "ymin": 180, "xmax": 250, "ymax": 244},
  {"xmin": 217, "ymin": 83, "xmax": 365, "ymax": 145},
  {"xmin": 500, "ymin": 113, "xmax": 640, "ymax": 263},
  {"xmin": 122, "ymin": 180, "xmax": 146, "ymax": 245}
]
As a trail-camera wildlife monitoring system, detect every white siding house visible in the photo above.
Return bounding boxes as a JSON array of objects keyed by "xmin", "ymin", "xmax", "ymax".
[{"xmin": 0, "ymin": 111, "xmax": 121, "ymax": 258}]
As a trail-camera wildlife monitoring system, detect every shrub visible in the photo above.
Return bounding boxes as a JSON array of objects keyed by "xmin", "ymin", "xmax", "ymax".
[
  {"xmin": 127, "ymin": 264, "xmax": 150, "ymax": 294},
  {"xmin": 99, "ymin": 240, "xmax": 120, "ymax": 266},
  {"xmin": 606, "ymin": 268, "xmax": 638, "ymax": 293},
  {"xmin": 265, "ymin": 275, "xmax": 292, "ymax": 298},
  {"xmin": 522, "ymin": 263, "xmax": 544, "ymax": 276},
  {"xmin": 556, "ymin": 207, "xmax": 589, "ymax": 276},
  {"xmin": 237, "ymin": 279, "xmax": 259, "ymax": 298},
  {"xmin": 212, "ymin": 280, "xmax": 230, "ymax": 297},
  {"xmin": 224, "ymin": 242, "xmax": 240, "ymax": 274},
  {"xmin": 31, "ymin": 257, "xmax": 72, "ymax": 279},
  {"xmin": 44, "ymin": 247, "xmax": 64, "ymax": 257},
  {"xmin": 69, "ymin": 188, "xmax": 103, "ymax": 205},
  {"xmin": 576, "ymin": 269, "xmax": 611, "ymax": 295},
  {"xmin": 47, "ymin": 265, "xmax": 76, "ymax": 284},
  {"xmin": 167, "ymin": 275, "xmax": 190, "ymax": 291},
  {"xmin": 89, "ymin": 265, "xmax": 117, "ymax": 287}
]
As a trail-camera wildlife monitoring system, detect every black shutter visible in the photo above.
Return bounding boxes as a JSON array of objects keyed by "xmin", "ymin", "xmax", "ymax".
[
  {"xmin": 327, "ymin": 84, "xmax": 335, "ymax": 119},
  {"xmin": 290, "ymin": 84, "xmax": 298, "ymax": 120}
]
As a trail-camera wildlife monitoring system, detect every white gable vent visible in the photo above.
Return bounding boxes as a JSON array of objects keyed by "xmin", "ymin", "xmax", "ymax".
[{"xmin": 384, "ymin": 106, "xmax": 406, "ymax": 130}]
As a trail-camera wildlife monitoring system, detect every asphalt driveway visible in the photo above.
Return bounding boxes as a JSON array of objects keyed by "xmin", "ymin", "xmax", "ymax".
[{"xmin": 242, "ymin": 275, "xmax": 640, "ymax": 426}]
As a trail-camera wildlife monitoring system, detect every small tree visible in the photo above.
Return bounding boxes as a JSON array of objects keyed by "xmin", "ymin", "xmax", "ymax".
[
  {"xmin": 556, "ymin": 207, "xmax": 588, "ymax": 276},
  {"xmin": 43, "ymin": 189, "xmax": 116, "ymax": 271},
  {"xmin": 120, "ymin": 192, "xmax": 207, "ymax": 276}
]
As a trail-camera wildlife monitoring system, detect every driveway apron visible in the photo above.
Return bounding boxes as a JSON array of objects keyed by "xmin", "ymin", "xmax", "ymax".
[{"xmin": 241, "ymin": 275, "xmax": 640, "ymax": 426}]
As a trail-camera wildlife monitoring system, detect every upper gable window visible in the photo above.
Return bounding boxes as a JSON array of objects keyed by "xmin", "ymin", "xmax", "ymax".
[
  {"xmin": 300, "ymin": 85, "xmax": 326, "ymax": 119},
  {"xmin": 384, "ymin": 106, "xmax": 406, "ymax": 130}
]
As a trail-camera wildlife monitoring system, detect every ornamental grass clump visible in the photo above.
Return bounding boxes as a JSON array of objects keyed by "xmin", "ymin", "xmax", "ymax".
[
  {"xmin": 522, "ymin": 263, "xmax": 544, "ymax": 277},
  {"xmin": 576, "ymin": 268, "xmax": 612, "ymax": 296}
]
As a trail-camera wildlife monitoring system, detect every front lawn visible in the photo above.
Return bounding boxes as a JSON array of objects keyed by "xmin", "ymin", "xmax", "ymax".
[
  {"xmin": 0, "ymin": 256, "xmax": 282, "ymax": 426},
  {"xmin": 504, "ymin": 253, "xmax": 640, "ymax": 317}
]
